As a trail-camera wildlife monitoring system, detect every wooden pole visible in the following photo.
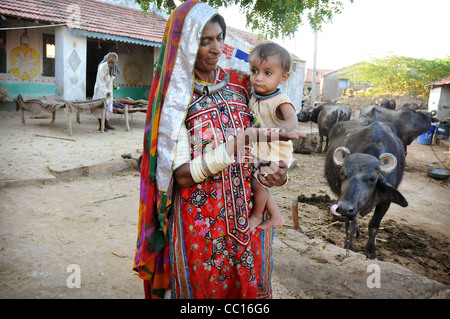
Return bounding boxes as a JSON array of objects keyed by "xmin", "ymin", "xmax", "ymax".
[
  {"xmin": 446, "ymin": 148, "xmax": 450, "ymax": 168},
  {"xmin": 291, "ymin": 199, "xmax": 299, "ymax": 230},
  {"xmin": 34, "ymin": 134, "xmax": 76, "ymax": 142},
  {"xmin": 101, "ymin": 107, "xmax": 106, "ymax": 133},
  {"xmin": 125, "ymin": 106, "xmax": 130, "ymax": 132},
  {"xmin": 67, "ymin": 104, "xmax": 72, "ymax": 136},
  {"xmin": 311, "ymin": 30, "xmax": 318, "ymax": 106},
  {"xmin": 19, "ymin": 105, "xmax": 25, "ymax": 124}
]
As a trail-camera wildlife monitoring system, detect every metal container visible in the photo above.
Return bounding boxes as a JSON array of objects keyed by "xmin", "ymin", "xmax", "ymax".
[{"xmin": 426, "ymin": 168, "xmax": 450, "ymax": 180}]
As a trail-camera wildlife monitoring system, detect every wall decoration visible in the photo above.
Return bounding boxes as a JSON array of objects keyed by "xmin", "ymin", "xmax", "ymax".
[
  {"xmin": 68, "ymin": 49, "xmax": 81, "ymax": 72},
  {"xmin": 222, "ymin": 44, "xmax": 234, "ymax": 59},
  {"xmin": 10, "ymin": 46, "xmax": 40, "ymax": 79},
  {"xmin": 124, "ymin": 61, "xmax": 142, "ymax": 85}
]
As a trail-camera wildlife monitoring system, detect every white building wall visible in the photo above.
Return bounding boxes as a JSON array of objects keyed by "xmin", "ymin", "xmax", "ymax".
[
  {"xmin": 55, "ymin": 26, "xmax": 86, "ymax": 101},
  {"xmin": 428, "ymin": 86, "xmax": 450, "ymax": 121},
  {"xmin": 285, "ymin": 59, "xmax": 305, "ymax": 112},
  {"xmin": 113, "ymin": 44, "xmax": 154, "ymax": 86},
  {"xmin": 428, "ymin": 86, "xmax": 441, "ymax": 113}
]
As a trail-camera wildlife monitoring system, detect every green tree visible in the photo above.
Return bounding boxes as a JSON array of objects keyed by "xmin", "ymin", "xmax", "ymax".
[
  {"xmin": 342, "ymin": 55, "xmax": 450, "ymax": 97},
  {"xmin": 135, "ymin": 0, "xmax": 353, "ymax": 38}
]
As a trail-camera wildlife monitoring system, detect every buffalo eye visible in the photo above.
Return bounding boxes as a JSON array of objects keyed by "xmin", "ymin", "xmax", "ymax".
[{"xmin": 368, "ymin": 176, "xmax": 377, "ymax": 183}]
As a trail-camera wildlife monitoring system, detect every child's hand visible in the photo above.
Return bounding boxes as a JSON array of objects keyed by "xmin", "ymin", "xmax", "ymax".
[{"xmin": 266, "ymin": 129, "xmax": 304, "ymax": 142}]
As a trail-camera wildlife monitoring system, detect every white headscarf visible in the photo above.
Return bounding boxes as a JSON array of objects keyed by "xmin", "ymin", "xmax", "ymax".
[
  {"xmin": 156, "ymin": 3, "xmax": 218, "ymax": 191},
  {"xmin": 100, "ymin": 52, "xmax": 121, "ymax": 77}
]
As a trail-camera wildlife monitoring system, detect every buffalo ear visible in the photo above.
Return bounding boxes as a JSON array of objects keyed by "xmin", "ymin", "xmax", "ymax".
[{"xmin": 377, "ymin": 176, "xmax": 408, "ymax": 207}]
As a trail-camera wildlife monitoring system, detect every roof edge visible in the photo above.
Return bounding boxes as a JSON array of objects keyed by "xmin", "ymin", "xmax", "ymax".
[{"xmin": 70, "ymin": 28, "xmax": 161, "ymax": 47}]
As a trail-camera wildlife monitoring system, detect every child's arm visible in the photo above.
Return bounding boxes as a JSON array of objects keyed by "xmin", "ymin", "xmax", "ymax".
[{"xmin": 276, "ymin": 102, "xmax": 298, "ymax": 132}]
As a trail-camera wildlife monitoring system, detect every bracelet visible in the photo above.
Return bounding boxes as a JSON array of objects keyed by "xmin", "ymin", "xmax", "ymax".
[
  {"xmin": 190, "ymin": 143, "xmax": 234, "ymax": 183},
  {"xmin": 276, "ymin": 173, "xmax": 289, "ymax": 187},
  {"xmin": 190, "ymin": 155, "xmax": 207, "ymax": 183}
]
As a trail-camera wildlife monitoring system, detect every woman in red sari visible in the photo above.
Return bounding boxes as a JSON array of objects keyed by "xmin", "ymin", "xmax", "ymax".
[{"xmin": 134, "ymin": 0, "xmax": 298, "ymax": 299}]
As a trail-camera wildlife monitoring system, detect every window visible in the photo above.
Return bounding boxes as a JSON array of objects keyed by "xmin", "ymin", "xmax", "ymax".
[
  {"xmin": 0, "ymin": 31, "xmax": 6, "ymax": 73},
  {"xmin": 42, "ymin": 34, "xmax": 55, "ymax": 77},
  {"xmin": 338, "ymin": 79, "xmax": 348, "ymax": 89}
]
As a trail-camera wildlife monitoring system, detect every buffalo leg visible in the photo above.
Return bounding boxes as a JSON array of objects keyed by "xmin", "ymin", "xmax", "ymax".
[
  {"xmin": 344, "ymin": 221, "xmax": 351, "ymax": 250},
  {"xmin": 365, "ymin": 201, "xmax": 390, "ymax": 259},
  {"xmin": 317, "ymin": 134, "xmax": 323, "ymax": 153},
  {"xmin": 344, "ymin": 217, "xmax": 359, "ymax": 252}
]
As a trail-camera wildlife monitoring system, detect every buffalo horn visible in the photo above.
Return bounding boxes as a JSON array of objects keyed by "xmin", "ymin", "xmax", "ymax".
[
  {"xmin": 333, "ymin": 146, "xmax": 351, "ymax": 166},
  {"xmin": 378, "ymin": 153, "xmax": 397, "ymax": 173}
]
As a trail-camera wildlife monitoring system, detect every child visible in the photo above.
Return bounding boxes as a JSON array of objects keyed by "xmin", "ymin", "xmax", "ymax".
[{"xmin": 248, "ymin": 42, "xmax": 299, "ymax": 232}]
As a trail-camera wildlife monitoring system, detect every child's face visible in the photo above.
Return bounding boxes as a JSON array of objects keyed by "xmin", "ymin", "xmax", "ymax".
[{"xmin": 249, "ymin": 54, "xmax": 290, "ymax": 95}]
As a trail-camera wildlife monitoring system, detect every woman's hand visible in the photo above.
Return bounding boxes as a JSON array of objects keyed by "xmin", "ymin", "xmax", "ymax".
[
  {"xmin": 257, "ymin": 160, "xmax": 289, "ymax": 187},
  {"xmin": 174, "ymin": 163, "xmax": 197, "ymax": 189}
]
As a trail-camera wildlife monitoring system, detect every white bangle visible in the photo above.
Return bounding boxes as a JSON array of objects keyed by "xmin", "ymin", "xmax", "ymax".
[
  {"xmin": 205, "ymin": 143, "xmax": 234, "ymax": 174},
  {"xmin": 190, "ymin": 143, "xmax": 234, "ymax": 183},
  {"xmin": 190, "ymin": 155, "xmax": 207, "ymax": 183}
]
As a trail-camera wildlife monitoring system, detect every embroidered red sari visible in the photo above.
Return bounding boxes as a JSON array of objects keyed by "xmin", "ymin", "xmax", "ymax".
[{"xmin": 170, "ymin": 68, "xmax": 273, "ymax": 299}]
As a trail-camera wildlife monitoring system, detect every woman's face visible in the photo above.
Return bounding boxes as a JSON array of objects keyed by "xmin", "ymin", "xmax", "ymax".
[{"xmin": 195, "ymin": 21, "xmax": 224, "ymax": 77}]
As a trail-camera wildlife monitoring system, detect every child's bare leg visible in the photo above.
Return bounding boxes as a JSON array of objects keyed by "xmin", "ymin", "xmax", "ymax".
[
  {"xmin": 258, "ymin": 190, "xmax": 285, "ymax": 230},
  {"xmin": 249, "ymin": 177, "xmax": 267, "ymax": 232}
]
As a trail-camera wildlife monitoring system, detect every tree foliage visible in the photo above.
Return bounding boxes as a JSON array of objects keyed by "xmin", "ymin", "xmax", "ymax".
[
  {"xmin": 341, "ymin": 55, "xmax": 450, "ymax": 97},
  {"xmin": 135, "ymin": 0, "xmax": 353, "ymax": 38}
]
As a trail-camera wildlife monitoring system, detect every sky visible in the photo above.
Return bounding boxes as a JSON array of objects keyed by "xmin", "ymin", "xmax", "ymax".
[{"xmin": 218, "ymin": 0, "xmax": 450, "ymax": 71}]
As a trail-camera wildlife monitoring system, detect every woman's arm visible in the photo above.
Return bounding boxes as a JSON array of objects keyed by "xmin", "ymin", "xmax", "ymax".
[
  {"xmin": 174, "ymin": 127, "xmax": 301, "ymax": 189},
  {"xmin": 174, "ymin": 127, "xmax": 258, "ymax": 189}
]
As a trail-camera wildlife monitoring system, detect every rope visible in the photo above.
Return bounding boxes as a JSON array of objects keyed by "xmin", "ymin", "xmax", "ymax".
[{"xmin": 430, "ymin": 143, "xmax": 449, "ymax": 170}]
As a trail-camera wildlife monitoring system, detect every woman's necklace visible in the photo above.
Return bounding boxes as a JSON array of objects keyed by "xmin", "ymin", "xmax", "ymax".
[{"xmin": 194, "ymin": 71, "xmax": 230, "ymax": 96}]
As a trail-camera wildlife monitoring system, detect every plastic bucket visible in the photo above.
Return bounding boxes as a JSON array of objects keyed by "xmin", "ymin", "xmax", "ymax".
[{"xmin": 417, "ymin": 124, "xmax": 436, "ymax": 145}]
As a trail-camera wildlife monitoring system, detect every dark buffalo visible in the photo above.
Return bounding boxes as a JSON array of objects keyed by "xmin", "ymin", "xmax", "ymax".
[
  {"xmin": 380, "ymin": 98, "xmax": 396, "ymax": 110},
  {"xmin": 359, "ymin": 105, "xmax": 437, "ymax": 155},
  {"xmin": 402, "ymin": 102, "xmax": 428, "ymax": 110},
  {"xmin": 325, "ymin": 119, "xmax": 408, "ymax": 259},
  {"xmin": 297, "ymin": 104, "xmax": 323, "ymax": 123},
  {"xmin": 298, "ymin": 103, "xmax": 351, "ymax": 152}
]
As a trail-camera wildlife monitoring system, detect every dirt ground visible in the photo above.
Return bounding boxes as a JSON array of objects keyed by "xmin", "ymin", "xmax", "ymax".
[{"xmin": 0, "ymin": 103, "xmax": 449, "ymax": 299}]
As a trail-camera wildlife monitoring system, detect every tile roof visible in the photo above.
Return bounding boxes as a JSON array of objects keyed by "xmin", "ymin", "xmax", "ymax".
[
  {"xmin": 228, "ymin": 26, "xmax": 263, "ymax": 47},
  {"xmin": 425, "ymin": 75, "xmax": 450, "ymax": 88},
  {"xmin": 0, "ymin": 0, "xmax": 167, "ymax": 44}
]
